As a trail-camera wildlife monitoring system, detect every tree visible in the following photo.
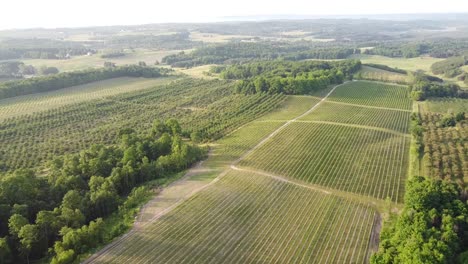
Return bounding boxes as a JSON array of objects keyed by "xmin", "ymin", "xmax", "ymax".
[
  {"xmin": 165, "ymin": 119, "xmax": 182, "ymax": 136},
  {"xmin": 0, "ymin": 237, "xmax": 12, "ymax": 264},
  {"xmin": 18, "ymin": 224, "xmax": 41, "ymax": 263},
  {"xmin": 103, "ymin": 62, "xmax": 116, "ymax": 68},
  {"xmin": 8, "ymin": 214, "xmax": 28, "ymax": 237},
  {"xmin": 138, "ymin": 61, "xmax": 147, "ymax": 67},
  {"xmin": 51, "ymin": 249, "xmax": 75, "ymax": 264},
  {"xmin": 455, "ymin": 112, "xmax": 465, "ymax": 122},
  {"xmin": 39, "ymin": 66, "xmax": 59, "ymax": 75}
]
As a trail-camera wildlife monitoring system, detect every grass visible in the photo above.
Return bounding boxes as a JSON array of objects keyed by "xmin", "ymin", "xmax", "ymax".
[
  {"xmin": 174, "ymin": 64, "xmax": 219, "ymax": 79},
  {"xmin": 87, "ymin": 170, "xmax": 375, "ymax": 264},
  {"xmin": 350, "ymin": 54, "xmax": 444, "ymax": 73},
  {"xmin": 0, "ymin": 77, "xmax": 176, "ymax": 120},
  {"xmin": 419, "ymin": 97, "xmax": 468, "ymax": 114}
]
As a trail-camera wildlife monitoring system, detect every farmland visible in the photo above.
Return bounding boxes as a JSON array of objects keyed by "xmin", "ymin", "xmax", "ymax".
[
  {"xmin": 419, "ymin": 97, "xmax": 468, "ymax": 114},
  {"xmin": 89, "ymin": 170, "xmax": 375, "ymax": 264},
  {"xmin": 82, "ymin": 79, "xmax": 409, "ymax": 264},
  {"xmin": 0, "ymin": 78, "xmax": 286, "ymax": 172},
  {"xmin": 240, "ymin": 81, "xmax": 412, "ymax": 202},
  {"xmin": 0, "ymin": 77, "xmax": 176, "ymax": 120}
]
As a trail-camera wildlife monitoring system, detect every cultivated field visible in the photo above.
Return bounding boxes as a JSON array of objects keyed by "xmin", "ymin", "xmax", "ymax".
[
  {"xmin": 240, "ymin": 81, "xmax": 412, "ymax": 202},
  {"xmin": 88, "ymin": 170, "xmax": 376, "ymax": 264},
  {"xmin": 0, "ymin": 77, "xmax": 176, "ymax": 120},
  {"xmin": 0, "ymin": 79, "xmax": 285, "ymax": 172},
  {"xmin": 357, "ymin": 65, "xmax": 409, "ymax": 83}
]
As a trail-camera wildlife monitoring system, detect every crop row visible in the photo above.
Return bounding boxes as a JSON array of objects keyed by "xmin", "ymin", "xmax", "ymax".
[
  {"xmin": 240, "ymin": 122, "xmax": 409, "ymax": 202},
  {"xmin": 0, "ymin": 79, "xmax": 285, "ymax": 172},
  {"xmin": 298, "ymin": 101, "xmax": 411, "ymax": 133},
  {"xmin": 327, "ymin": 81, "xmax": 412, "ymax": 110},
  {"xmin": 89, "ymin": 170, "xmax": 375, "ymax": 264}
]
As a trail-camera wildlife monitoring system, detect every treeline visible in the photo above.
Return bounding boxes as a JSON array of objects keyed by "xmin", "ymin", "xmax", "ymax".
[
  {"xmin": 371, "ymin": 176, "xmax": 468, "ymax": 264},
  {"xmin": 410, "ymin": 73, "xmax": 468, "ymax": 101},
  {"xmin": 0, "ymin": 120, "xmax": 207, "ymax": 263},
  {"xmin": 365, "ymin": 39, "xmax": 468, "ymax": 58},
  {"xmin": 431, "ymin": 56, "xmax": 468, "ymax": 77},
  {"xmin": 0, "ymin": 65, "xmax": 172, "ymax": 100},
  {"xmin": 219, "ymin": 60, "xmax": 361, "ymax": 95},
  {"xmin": 162, "ymin": 42, "xmax": 359, "ymax": 68},
  {"xmin": 0, "ymin": 38, "xmax": 94, "ymax": 60},
  {"xmin": 363, "ymin": 63, "xmax": 407, "ymax": 74}
]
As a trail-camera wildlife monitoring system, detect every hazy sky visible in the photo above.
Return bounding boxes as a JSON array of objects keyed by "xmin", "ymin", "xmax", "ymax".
[{"xmin": 1, "ymin": 0, "xmax": 468, "ymax": 29}]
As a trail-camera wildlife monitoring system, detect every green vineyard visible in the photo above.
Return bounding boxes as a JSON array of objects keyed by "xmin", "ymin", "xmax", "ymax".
[
  {"xmin": 239, "ymin": 81, "xmax": 412, "ymax": 202},
  {"xmin": 88, "ymin": 170, "xmax": 376, "ymax": 264}
]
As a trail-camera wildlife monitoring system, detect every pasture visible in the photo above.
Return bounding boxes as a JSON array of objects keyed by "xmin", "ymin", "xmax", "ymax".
[{"xmin": 350, "ymin": 54, "xmax": 443, "ymax": 73}]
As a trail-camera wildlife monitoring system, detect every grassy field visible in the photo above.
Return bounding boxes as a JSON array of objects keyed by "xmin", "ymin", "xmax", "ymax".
[
  {"xmin": 88, "ymin": 170, "xmax": 376, "ymax": 264},
  {"xmin": 174, "ymin": 64, "xmax": 219, "ymax": 79},
  {"xmin": 350, "ymin": 54, "xmax": 443, "ymax": 73},
  {"xmin": 240, "ymin": 81, "xmax": 412, "ymax": 202},
  {"xmin": 419, "ymin": 98, "xmax": 468, "ymax": 114},
  {"xmin": 358, "ymin": 65, "xmax": 409, "ymax": 83},
  {"xmin": 19, "ymin": 49, "xmax": 183, "ymax": 72},
  {"xmin": 0, "ymin": 77, "xmax": 176, "ymax": 120}
]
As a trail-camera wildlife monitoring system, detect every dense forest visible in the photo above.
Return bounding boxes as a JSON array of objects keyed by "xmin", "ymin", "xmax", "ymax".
[
  {"xmin": 371, "ymin": 176, "xmax": 468, "ymax": 264},
  {"xmin": 162, "ymin": 42, "xmax": 360, "ymax": 68},
  {"xmin": 365, "ymin": 40, "xmax": 468, "ymax": 58},
  {"xmin": 0, "ymin": 38, "xmax": 94, "ymax": 60},
  {"xmin": 217, "ymin": 60, "xmax": 361, "ymax": 95},
  {"xmin": 0, "ymin": 65, "xmax": 172, "ymax": 99},
  {"xmin": 0, "ymin": 120, "xmax": 206, "ymax": 263}
]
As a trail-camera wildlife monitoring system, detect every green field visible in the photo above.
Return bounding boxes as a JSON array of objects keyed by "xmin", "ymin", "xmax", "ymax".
[
  {"xmin": 299, "ymin": 101, "xmax": 411, "ymax": 133},
  {"xmin": 88, "ymin": 170, "xmax": 376, "ymax": 264},
  {"xmin": 419, "ymin": 97, "xmax": 468, "ymax": 114},
  {"xmin": 0, "ymin": 78, "xmax": 285, "ymax": 172},
  {"xmin": 239, "ymin": 81, "xmax": 412, "ymax": 202},
  {"xmin": 0, "ymin": 77, "xmax": 176, "ymax": 120},
  {"xmin": 240, "ymin": 122, "xmax": 409, "ymax": 202},
  {"xmin": 19, "ymin": 49, "xmax": 183, "ymax": 72},
  {"xmin": 327, "ymin": 81, "xmax": 412, "ymax": 110},
  {"xmin": 358, "ymin": 65, "xmax": 409, "ymax": 83},
  {"xmin": 350, "ymin": 54, "xmax": 443, "ymax": 73}
]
